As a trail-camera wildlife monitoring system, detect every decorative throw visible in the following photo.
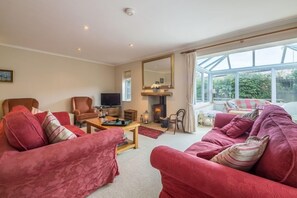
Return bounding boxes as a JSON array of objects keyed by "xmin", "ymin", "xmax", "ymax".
[
  {"xmin": 42, "ymin": 111, "xmax": 77, "ymax": 143},
  {"xmin": 210, "ymin": 135, "xmax": 269, "ymax": 171}
]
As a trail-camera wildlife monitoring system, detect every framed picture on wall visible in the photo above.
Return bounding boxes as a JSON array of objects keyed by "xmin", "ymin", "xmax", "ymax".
[{"xmin": 0, "ymin": 69, "xmax": 13, "ymax": 82}]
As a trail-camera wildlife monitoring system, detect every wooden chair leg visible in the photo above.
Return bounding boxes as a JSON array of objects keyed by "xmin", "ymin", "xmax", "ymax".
[
  {"xmin": 181, "ymin": 122, "xmax": 185, "ymax": 132},
  {"xmin": 174, "ymin": 122, "xmax": 177, "ymax": 134}
]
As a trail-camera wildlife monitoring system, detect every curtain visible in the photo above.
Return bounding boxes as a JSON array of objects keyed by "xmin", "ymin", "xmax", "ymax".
[{"xmin": 185, "ymin": 52, "xmax": 197, "ymax": 133}]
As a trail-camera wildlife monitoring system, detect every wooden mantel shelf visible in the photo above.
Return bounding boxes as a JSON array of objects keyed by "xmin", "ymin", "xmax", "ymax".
[{"xmin": 141, "ymin": 92, "xmax": 173, "ymax": 96}]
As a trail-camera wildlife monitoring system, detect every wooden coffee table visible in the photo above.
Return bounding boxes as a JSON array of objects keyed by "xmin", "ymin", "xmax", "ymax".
[{"xmin": 85, "ymin": 116, "xmax": 140, "ymax": 154}]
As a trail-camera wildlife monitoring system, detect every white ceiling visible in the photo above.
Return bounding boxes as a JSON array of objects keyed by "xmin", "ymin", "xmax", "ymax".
[{"xmin": 1, "ymin": 0, "xmax": 297, "ymax": 66}]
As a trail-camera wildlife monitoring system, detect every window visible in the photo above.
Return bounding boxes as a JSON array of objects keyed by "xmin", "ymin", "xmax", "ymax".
[
  {"xmin": 196, "ymin": 71, "xmax": 202, "ymax": 102},
  {"xmin": 196, "ymin": 40, "xmax": 297, "ymax": 103},
  {"xmin": 213, "ymin": 74, "xmax": 235, "ymax": 101},
  {"xmin": 195, "ymin": 71, "xmax": 209, "ymax": 102},
  {"xmin": 122, "ymin": 71, "xmax": 131, "ymax": 101},
  {"xmin": 239, "ymin": 70, "xmax": 271, "ymax": 100},
  {"xmin": 276, "ymin": 69, "xmax": 297, "ymax": 103}
]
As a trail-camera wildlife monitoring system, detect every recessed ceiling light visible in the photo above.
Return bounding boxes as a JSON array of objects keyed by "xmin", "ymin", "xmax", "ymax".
[
  {"xmin": 77, "ymin": 48, "xmax": 81, "ymax": 52},
  {"xmin": 84, "ymin": 25, "xmax": 89, "ymax": 30},
  {"xmin": 129, "ymin": 43, "xmax": 134, "ymax": 47},
  {"xmin": 124, "ymin": 8, "xmax": 135, "ymax": 16}
]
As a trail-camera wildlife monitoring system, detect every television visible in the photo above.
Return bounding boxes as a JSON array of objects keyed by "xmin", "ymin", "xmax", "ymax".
[{"xmin": 101, "ymin": 93, "xmax": 121, "ymax": 106}]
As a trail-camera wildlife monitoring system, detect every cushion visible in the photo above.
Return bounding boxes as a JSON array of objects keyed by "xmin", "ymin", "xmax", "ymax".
[
  {"xmin": 220, "ymin": 116, "xmax": 254, "ymax": 138},
  {"xmin": 42, "ymin": 111, "xmax": 77, "ymax": 143},
  {"xmin": 185, "ymin": 142, "xmax": 231, "ymax": 160},
  {"xmin": 3, "ymin": 111, "xmax": 48, "ymax": 151},
  {"xmin": 242, "ymin": 109, "xmax": 259, "ymax": 120},
  {"xmin": 227, "ymin": 101, "xmax": 238, "ymax": 110},
  {"xmin": 11, "ymin": 105, "xmax": 31, "ymax": 114},
  {"xmin": 210, "ymin": 135, "xmax": 269, "ymax": 171}
]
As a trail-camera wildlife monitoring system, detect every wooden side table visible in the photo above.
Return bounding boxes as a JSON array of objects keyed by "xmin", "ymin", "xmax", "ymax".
[{"xmin": 124, "ymin": 109, "xmax": 137, "ymax": 121}]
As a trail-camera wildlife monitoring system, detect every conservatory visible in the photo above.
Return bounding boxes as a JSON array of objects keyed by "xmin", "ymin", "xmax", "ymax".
[{"xmin": 196, "ymin": 41, "xmax": 297, "ymax": 104}]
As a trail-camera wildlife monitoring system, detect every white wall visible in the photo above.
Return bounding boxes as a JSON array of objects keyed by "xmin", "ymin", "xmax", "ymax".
[
  {"xmin": 115, "ymin": 52, "xmax": 187, "ymax": 122},
  {"xmin": 0, "ymin": 45, "xmax": 115, "ymax": 118}
]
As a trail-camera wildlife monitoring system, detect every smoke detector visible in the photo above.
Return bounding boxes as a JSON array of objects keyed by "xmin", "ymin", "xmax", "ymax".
[{"xmin": 124, "ymin": 8, "xmax": 135, "ymax": 16}]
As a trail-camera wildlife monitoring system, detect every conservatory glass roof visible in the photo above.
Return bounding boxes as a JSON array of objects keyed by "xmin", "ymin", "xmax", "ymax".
[{"xmin": 197, "ymin": 43, "xmax": 297, "ymax": 73}]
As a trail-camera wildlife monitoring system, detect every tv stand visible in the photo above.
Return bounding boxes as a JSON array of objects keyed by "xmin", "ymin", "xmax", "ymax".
[{"xmin": 102, "ymin": 106, "xmax": 121, "ymax": 117}]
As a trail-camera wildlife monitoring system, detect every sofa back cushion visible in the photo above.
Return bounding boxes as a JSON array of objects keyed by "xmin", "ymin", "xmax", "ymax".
[
  {"xmin": 35, "ymin": 111, "xmax": 71, "ymax": 126},
  {"xmin": 253, "ymin": 107, "xmax": 297, "ymax": 188},
  {"xmin": 3, "ymin": 110, "xmax": 48, "ymax": 151}
]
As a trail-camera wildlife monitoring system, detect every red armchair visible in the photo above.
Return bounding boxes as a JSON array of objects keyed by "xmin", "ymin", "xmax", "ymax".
[
  {"xmin": 2, "ymin": 98, "xmax": 39, "ymax": 116},
  {"xmin": 71, "ymin": 97, "xmax": 98, "ymax": 126}
]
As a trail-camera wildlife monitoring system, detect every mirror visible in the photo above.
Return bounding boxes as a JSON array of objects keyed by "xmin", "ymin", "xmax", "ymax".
[{"xmin": 142, "ymin": 54, "xmax": 174, "ymax": 89}]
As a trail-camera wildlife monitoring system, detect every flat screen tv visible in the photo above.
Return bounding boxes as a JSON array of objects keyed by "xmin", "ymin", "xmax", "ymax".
[{"xmin": 101, "ymin": 93, "xmax": 121, "ymax": 106}]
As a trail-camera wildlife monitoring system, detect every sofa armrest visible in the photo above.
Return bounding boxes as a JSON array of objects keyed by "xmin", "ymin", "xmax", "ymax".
[
  {"xmin": 0, "ymin": 128, "xmax": 123, "ymax": 182},
  {"xmin": 151, "ymin": 146, "xmax": 297, "ymax": 197},
  {"xmin": 213, "ymin": 113, "xmax": 236, "ymax": 128}
]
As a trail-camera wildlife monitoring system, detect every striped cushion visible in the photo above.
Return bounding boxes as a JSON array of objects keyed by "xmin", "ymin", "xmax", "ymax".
[
  {"xmin": 42, "ymin": 111, "xmax": 77, "ymax": 143},
  {"xmin": 210, "ymin": 135, "xmax": 269, "ymax": 171}
]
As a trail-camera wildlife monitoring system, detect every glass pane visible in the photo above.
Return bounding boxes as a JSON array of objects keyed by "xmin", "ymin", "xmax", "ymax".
[
  {"xmin": 239, "ymin": 71, "xmax": 271, "ymax": 100},
  {"xmin": 211, "ymin": 58, "xmax": 229, "ymax": 71},
  {"xmin": 197, "ymin": 58, "xmax": 208, "ymax": 65},
  {"xmin": 124, "ymin": 79, "xmax": 131, "ymax": 101},
  {"xmin": 276, "ymin": 69, "xmax": 297, "ymax": 103},
  {"xmin": 204, "ymin": 73, "xmax": 209, "ymax": 101},
  {"xmin": 213, "ymin": 74, "xmax": 235, "ymax": 101},
  {"xmin": 255, "ymin": 46, "xmax": 283, "ymax": 66},
  {"xmin": 200, "ymin": 56, "xmax": 224, "ymax": 69},
  {"xmin": 196, "ymin": 72, "xmax": 202, "ymax": 102},
  {"xmin": 284, "ymin": 47, "xmax": 297, "ymax": 63},
  {"xmin": 229, "ymin": 51, "xmax": 253, "ymax": 68}
]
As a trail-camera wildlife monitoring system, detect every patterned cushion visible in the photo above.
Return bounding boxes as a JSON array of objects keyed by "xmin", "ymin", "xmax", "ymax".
[
  {"xmin": 242, "ymin": 109, "xmax": 259, "ymax": 120},
  {"xmin": 42, "ymin": 111, "xmax": 77, "ymax": 143},
  {"xmin": 210, "ymin": 135, "xmax": 269, "ymax": 171},
  {"xmin": 220, "ymin": 116, "xmax": 254, "ymax": 138}
]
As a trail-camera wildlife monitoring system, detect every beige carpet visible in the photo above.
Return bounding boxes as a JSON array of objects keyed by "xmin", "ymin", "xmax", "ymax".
[{"xmin": 86, "ymin": 125, "xmax": 211, "ymax": 198}]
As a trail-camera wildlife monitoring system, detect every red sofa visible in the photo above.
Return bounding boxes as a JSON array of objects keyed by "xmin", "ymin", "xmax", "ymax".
[
  {"xmin": 0, "ymin": 108, "xmax": 123, "ymax": 198},
  {"xmin": 151, "ymin": 105, "xmax": 297, "ymax": 198}
]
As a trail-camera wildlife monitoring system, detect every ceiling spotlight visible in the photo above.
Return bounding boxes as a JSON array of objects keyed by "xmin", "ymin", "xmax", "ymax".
[
  {"xmin": 77, "ymin": 48, "xmax": 81, "ymax": 52},
  {"xmin": 84, "ymin": 25, "xmax": 89, "ymax": 30},
  {"xmin": 129, "ymin": 43, "xmax": 134, "ymax": 47},
  {"xmin": 124, "ymin": 8, "xmax": 135, "ymax": 16}
]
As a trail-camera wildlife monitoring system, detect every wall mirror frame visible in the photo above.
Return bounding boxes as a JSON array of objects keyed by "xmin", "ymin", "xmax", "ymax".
[{"xmin": 142, "ymin": 54, "xmax": 174, "ymax": 89}]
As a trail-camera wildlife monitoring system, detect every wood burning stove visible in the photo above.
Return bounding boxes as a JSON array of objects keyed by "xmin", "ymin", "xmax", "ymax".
[
  {"xmin": 152, "ymin": 104, "xmax": 166, "ymax": 123},
  {"xmin": 152, "ymin": 95, "xmax": 167, "ymax": 123}
]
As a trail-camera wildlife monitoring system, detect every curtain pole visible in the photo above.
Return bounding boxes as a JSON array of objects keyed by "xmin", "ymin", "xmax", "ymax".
[{"xmin": 181, "ymin": 26, "xmax": 297, "ymax": 54}]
